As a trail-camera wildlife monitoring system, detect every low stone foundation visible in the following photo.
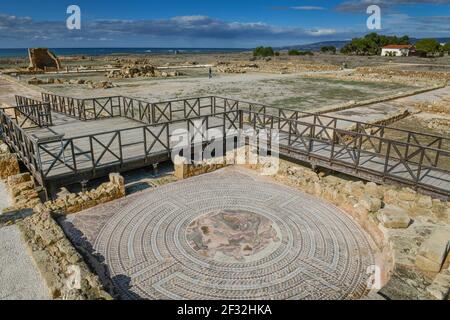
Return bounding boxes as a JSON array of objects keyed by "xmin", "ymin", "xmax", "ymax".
[
  {"xmin": 44, "ymin": 173, "xmax": 125, "ymax": 214},
  {"xmin": 3, "ymin": 172, "xmax": 41, "ymax": 213},
  {"xmin": 17, "ymin": 207, "xmax": 111, "ymax": 299},
  {"xmin": 0, "ymin": 141, "xmax": 20, "ymax": 179}
]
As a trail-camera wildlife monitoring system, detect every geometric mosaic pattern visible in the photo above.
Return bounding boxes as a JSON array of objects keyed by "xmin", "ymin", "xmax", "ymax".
[{"xmin": 67, "ymin": 167, "xmax": 375, "ymax": 300}]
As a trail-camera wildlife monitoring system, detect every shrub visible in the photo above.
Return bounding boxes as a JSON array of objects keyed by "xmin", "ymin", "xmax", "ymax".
[
  {"xmin": 320, "ymin": 46, "xmax": 337, "ymax": 54},
  {"xmin": 288, "ymin": 49, "xmax": 313, "ymax": 56},
  {"xmin": 253, "ymin": 47, "xmax": 275, "ymax": 57}
]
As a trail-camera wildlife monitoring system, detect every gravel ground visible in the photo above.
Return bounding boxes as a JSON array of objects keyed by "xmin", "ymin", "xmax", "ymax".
[{"xmin": 0, "ymin": 225, "xmax": 50, "ymax": 300}]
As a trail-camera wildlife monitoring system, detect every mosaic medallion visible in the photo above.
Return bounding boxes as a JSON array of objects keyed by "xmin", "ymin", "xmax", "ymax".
[{"xmin": 186, "ymin": 210, "xmax": 281, "ymax": 263}]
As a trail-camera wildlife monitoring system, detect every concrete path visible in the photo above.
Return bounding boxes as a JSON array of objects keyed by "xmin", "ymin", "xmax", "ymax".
[{"xmin": 0, "ymin": 225, "xmax": 50, "ymax": 300}]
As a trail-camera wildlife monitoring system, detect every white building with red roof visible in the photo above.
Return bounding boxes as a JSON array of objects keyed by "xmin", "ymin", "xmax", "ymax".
[{"xmin": 381, "ymin": 44, "xmax": 415, "ymax": 57}]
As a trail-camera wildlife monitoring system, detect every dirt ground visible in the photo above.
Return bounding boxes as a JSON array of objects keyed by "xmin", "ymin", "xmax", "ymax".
[
  {"xmin": 26, "ymin": 72, "xmax": 416, "ymax": 111},
  {"xmin": 1, "ymin": 51, "xmax": 449, "ymax": 138}
]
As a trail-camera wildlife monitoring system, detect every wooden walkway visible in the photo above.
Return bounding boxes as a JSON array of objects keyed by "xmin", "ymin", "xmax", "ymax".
[{"xmin": 0, "ymin": 93, "xmax": 448, "ymax": 199}]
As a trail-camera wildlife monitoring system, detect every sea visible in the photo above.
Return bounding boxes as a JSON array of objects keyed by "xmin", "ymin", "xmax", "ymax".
[{"xmin": 0, "ymin": 47, "xmax": 248, "ymax": 58}]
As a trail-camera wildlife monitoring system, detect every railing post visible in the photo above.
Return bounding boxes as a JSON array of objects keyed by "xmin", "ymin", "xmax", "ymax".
[
  {"xmin": 239, "ymin": 110, "xmax": 243, "ymax": 129},
  {"xmin": 416, "ymin": 147, "xmax": 425, "ymax": 186},
  {"xmin": 309, "ymin": 115, "xmax": 316, "ymax": 154},
  {"xmin": 434, "ymin": 138, "xmax": 442, "ymax": 167},
  {"xmin": 383, "ymin": 140, "xmax": 391, "ymax": 179}
]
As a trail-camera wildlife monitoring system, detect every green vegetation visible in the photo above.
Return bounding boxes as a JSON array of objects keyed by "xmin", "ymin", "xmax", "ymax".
[
  {"xmin": 340, "ymin": 33, "xmax": 410, "ymax": 55},
  {"xmin": 415, "ymin": 38, "xmax": 442, "ymax": 55},
  {"xmin": 443, "ymin": 42, "xmax": 450, "ymax": 53},
  {"xmin": 288, "ymin": 49, "xmax": 313, "ymax": 56},
  {"xmin": 320, "ymin": 46, "xmax": 337, "ymax": 54},
  {"xmin": 253, "ymin": 46, "xmax": 275, "ymax": 57}
]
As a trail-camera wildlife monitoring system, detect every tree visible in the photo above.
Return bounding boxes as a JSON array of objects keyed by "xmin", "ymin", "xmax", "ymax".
[
  {"xmin": 415, "ymin": 39, "xmax": 441, "ymax": 55},
  {"xmin": 253, "ymin": 47, "xmax": 274, "ymax": 57},
  {"xmin": 442, "ymin": 42, "xmax": 450, "ymax": 53},
  {"xmin": 340, "ymin": 33, "xmax": 410, "ymax": 55},
  {"xmin": 320, "ymin": 46, "xmax": 337, "ymax": 54}
]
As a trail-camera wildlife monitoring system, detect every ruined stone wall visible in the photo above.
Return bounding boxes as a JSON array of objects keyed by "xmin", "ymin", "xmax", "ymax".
[
  {"xmin": 44, "ymin": 173, "xmax": 126, "ymax": 214},
  {"xmin": 3, "ymin": 172, "xmax": 41, "ymax": 213},
  {"xmin": 0, "ymin": 141, "xmax": 20, "ymax": 179},
  {"xmin": 28, "ymin": 48, "xmax": 61, "ymax": 71},
  {"xmin": 17, "ymin": 207, "xmax": 112, "ymax": 300}
]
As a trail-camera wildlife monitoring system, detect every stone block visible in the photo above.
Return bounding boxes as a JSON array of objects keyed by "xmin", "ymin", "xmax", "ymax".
[
  {"xmin": 415, "ymin": 229, "xmax": 450, "ymax": 273},
  {"xmin": 0, "ymin": 154, "xmax": 21, "ymax": 179},
  {"xmin": 416, "ymin": 195, "xmax": 433, "ymax": 209},
  {"xmin": 398, "ymin": 188, "xmax": 417, "ymax": 202},
  {"xmin": 377, "ymin": 205, "xmax": 411, "ymax": 229},
  {"xmin": 359, "ymin": 195, "xmax": 382, "ymax": 212},
  {"xmin": 7, "ymin": 172, "xmax": 31, "ymax": 187},
  {"xmin": 426, "ymin": 269, "xmax": 450, "ymax": 300}
]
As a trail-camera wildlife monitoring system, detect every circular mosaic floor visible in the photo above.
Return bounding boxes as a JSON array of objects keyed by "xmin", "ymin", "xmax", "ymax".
[{"xmin": 93, "ymin": 168, "xmax": 374, "ymax": 300}]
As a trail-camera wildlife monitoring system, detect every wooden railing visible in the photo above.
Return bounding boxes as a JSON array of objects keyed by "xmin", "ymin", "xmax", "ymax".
[
  {"xmin": 35, "ymin": 110, "xmax": 241, "ymax": 180},
  {"xmin": 0, "ymin": 108, "xmax": 42, "ymax": 183},
  {"xmin": 14, "ymin": 95, "xmax": 53, "ymax": 127},
  {"xmin": 243, "ymin": 109, "xmax": 450, "ymax": 196},
  {"xmin": 3, "ymin": 93, "xmax": 449, "ymax": 196}
]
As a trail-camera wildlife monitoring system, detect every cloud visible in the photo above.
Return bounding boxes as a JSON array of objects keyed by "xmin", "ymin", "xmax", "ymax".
[
  {"xmin": 272, "ymin": 6, "xmax": 325, "ymax": 11},
  {"xmin": 383, "ymin": 13, "xmax": 450, "ymax": 35},
  {"xmin": 0, "ymin": 13, "xmax": 357, "ymax": 47},
  {"xmin": 305, "ymin": 29, "xmax": 337, "ymax": 36},
  {"xmin": 335, "ymin": 0, "xmax": 450, "ymax": 12}
]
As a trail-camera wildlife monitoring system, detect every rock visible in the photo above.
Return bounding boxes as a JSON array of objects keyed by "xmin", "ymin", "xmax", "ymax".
[
  {"xmin": 7, "ymin": 172, "xmax": 31, "ymax": 187},
  {"xmin": 383, "ymin": 189, "xmax": 399, "ymax": 204},
  {"xmin": 377, "ymin": 205, "xmax": 411, "ymax": 228},
  {"xmin": 415, "ymin": 229, "xmax": 450, "ymax": 273},
  {"xmin": 27, "ymin": 77, "xmax": 44, "ymax": 85},
  {"xmin": 398, "ymin": 188, "xmax": 417, "ymax": 201},
  {"xmin": 426, "ymin": 268, "xmax": 450, "ymax": 300},
  {"xmin": 359, "ymin": 195, "xmax": 382, "ymax": 212},
  {"xmin": 364, "ymin": 182, "xmax": 381, "ymax": 198},
  {"xmin": 0, "ymin": 154, "xmax": 20, "ymax": 179},
  {"xmin": 0, "ymin": 143, "xmax": 9, "ymax": 154},
  {"xmin": 416, "ymin": 195, "xmax": 433, "ymax": 209}
]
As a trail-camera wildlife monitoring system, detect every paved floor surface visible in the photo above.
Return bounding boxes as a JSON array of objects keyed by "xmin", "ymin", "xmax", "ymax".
[{"xmin": 0, "ymin": 225, "xmax": 50, "ymax": 300}]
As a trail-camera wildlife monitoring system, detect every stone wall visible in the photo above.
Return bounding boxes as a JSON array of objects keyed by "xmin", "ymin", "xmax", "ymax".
[
  {"xmin": 17, "ymin": 206, "xmax": 111, "ymax": 299},
  {"xmin": 44, "ymin": 173, "xmax": 125, "ymax": 214},
  {"xmin": 28, "ymin": 48, "xmax": 61, "ymax": 71},
  {"xmin": 0, "ymin": 141, "xmax": 20, "ymax": 179},
  {"xmin": 174, "ymin": 155, "xmax": 228, "ymax": 179},
  {"xmin": 3, "ymin": 172, "xmax": 41, "ymax": 213}
]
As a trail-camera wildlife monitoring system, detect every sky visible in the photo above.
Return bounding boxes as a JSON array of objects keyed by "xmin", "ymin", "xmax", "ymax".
[{"xmin": 0, "ymin": 0, "xmax": 449, "ymax": 48}]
